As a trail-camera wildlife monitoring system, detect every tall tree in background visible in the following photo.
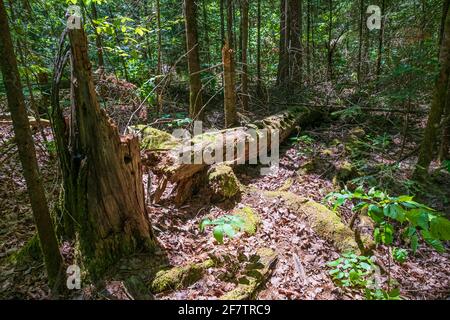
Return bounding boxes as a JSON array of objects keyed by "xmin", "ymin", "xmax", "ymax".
[
  {"xmin": 240, "ymin": 0, "xmax": 249, "ymax": 110},
  {"xmin": 277, "ymin": 0, "xmax": 289, "ymax": 86},
  {"xmin": 0, "ymin": 0, "xmax": 63, "ymax": 291},
  {"xmin": 376, "ymin": 0, "xmax": 386, "ymax": 82},
  {"xmin": 256, "ymin": 0, "xmax": 262, "ymax": 94},
  {"xmin": 289, "ymin": 0, "xmax": 303, "ymax": 87},
  {"xmin": 91, "ymin": 2, "xmax": 105, "ymax": 70},
  {"xmin": 357, "ymin": 0, "xmax": 365, "ymax": 84},
  {"xmin": 184, "ymin": 0, "xmax": 203, "ymax": 119},
  {"xmin": 223, "ymin": 0, "xmax": 237, "ymax": 127},
  {"xmin": 414, "ymin": 5, "xmax": 450, "ymax": 178},
  {"xmin": 156, "ymin": 0, "xmax": 163, "ymax": 114}
]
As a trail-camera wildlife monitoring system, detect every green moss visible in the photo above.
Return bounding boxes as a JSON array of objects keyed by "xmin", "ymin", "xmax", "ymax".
[
  {"xmin": 208, "ymin": 165, "xmax": 241, "ymax": 199},
  {"xmin": 263, "ymin": 191, "xmax": 370, "ymax": 253},
  {"xmin": 150, "ymin": 259, "xmax": 214, "ymax": 293},
  {"xmin": 131, "ymin": 125, "xmax": 179, "ymax": 150},
  {"xmin": 235, "ymin": 206, "xmax": 261, "ymax": 235},
  {"xmin": 9, "ymin": 234, "xmax": 42, "ymax": 265}
]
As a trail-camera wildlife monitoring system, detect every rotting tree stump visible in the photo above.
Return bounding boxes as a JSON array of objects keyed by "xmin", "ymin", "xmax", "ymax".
[{"xmin": 51, "ymin": 27, "xmax": 155, "ymax": 279}]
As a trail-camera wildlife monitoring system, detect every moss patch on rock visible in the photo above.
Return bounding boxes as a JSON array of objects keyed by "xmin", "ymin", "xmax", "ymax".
[{"xmin": 149, "ymin": 259, "xmax": 214, "ymax": 293}]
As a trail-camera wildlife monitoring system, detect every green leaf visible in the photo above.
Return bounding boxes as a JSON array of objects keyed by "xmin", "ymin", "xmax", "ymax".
[
  {"xmin": 405, "ymin": 209, "xmax": 429, "ymax": 230},
  {"xmin": 213, "ymin": 225, "xmax": 224, "ymax": 244},
  {"xmin": 368, "ymin": 204, "xmax": 384, "ymax": 223},
  {"xmin": 384, "ymin": 204, "xmax": 406, "ymax": 222},
  {"xmin": 222, "ymin": 224, "xmax": 237, "ymax": 238},
  {"xmin": 429, "ymin": 216, "xmax": 450, "ymax": 240}
]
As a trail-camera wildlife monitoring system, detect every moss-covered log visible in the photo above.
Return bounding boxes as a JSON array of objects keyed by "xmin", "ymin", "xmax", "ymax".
[
  {"xmin": 263, "ymin": 191, "xmax": 374, "ymax": 253},
  {"xmin": 150, "ymin": 259, "xmax": 214, "ymax": 293},
  {"xmin": 142, "ymin": 106, "xmax": 322, "ymax": 204},
  {"xmin": 220, "ymin": 248, "xmax": 277, "ymax": 300}
]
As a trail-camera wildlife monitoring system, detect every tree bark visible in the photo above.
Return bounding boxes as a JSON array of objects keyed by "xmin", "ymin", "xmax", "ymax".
[
  {"xmin": 223, "ymin": 41, "xmax": 237, "ymax": 128},
  {"xmin": 414, "ymin": 6, "xmax": 450, "ymax": 178},
  {"xmin": 52, "ymin": 26, "xmax": 155, "ymax": 279},
  {"xmin": 327, "ymin": 0, "xmax": 333, "ymax": 81},
  {"xmin": 0, "ymin": 0, "xmax": 63, "ymax": 291},
  {"xmin": 184, "ymin": 0, "xmax": 204, "ymax": 120}
]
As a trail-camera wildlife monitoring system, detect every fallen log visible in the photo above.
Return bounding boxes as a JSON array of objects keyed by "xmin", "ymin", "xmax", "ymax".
[
  {"xmin": 138, "ymin": 106, "xmax": 323, "ymax": 204},
  {"xmin": 262, "ymin": 190, "xmax": 374, "ymax": 254}
]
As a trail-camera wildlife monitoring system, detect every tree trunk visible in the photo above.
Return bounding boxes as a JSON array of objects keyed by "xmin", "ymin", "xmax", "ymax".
[
  {"xmin": 202, "ymin": 0, "xmax": 211, "ymax": 66},
  {"xmin": 220, "ymin": 0, "xmax": 225, "ymax": 45},
  {"xmin": 327, "ymin": 0, "xmax": 333, "ymax": 81},
  {"xmin": 91, "ymin": 3, "xmax": 105, "ymax": 70},
  {"xmin": 357, "ymin": 0, "xmax": 364, "ymax": 84},
  {"xmin": 0, "ymin": 0, "xmax": 63, "ymax": 291},
  {"xmin": 277, "ymin": 0, "xmax": 290, "ymax": 86},
  {"xmin": 156, "ymin": 0, "xmax": 163, "ymax": 114},
  {"xmin": 256, "ymin": 0, "xmax": 262, "ymax": 94},
  {"xmin": 439, "ymin": 84, "xmax": 450, "ymax": 161},
  {"xmin": 289, "ymin": 0, "xmax": 303, "ymax": 87},
  {"xmin": 376, "ymin": 0, "xmax": 385, "ymax": 82},
  {"xmin": 241, "ymin": 0, "xmax": 249, "ymax": 110},
  {"xmin": 223, "ymin": 41, "xmax": 237, "ymax": 128},
  {"xmin": 306, "ymin": 0, "xmax": 311, "ymax": 82},
  {"xmin": 226, "ymin": 0, "xmax": 234, "ymax": 48},
  {"xmin": 414, "ymin": 6, "xmax": 450, "ymax": 178},
  {"xmin": 53, "ymin": 27, "xmax": 155, "ymax": 279},
  {"xmin": 184, "ymin": 0, "xmax": 204, "ymax": 120}
]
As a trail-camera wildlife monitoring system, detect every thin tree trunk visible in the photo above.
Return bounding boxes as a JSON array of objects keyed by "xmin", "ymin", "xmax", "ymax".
[
  {"xmin": 0, "ymin": 0, "xmax": 63, "ymax": 291},
  {"xmin": 376, "ymin": 0, "xmax": 385, "ymax": 82},
  {"xmin": 414, "ymin": 6, "xmax": 450, "ymax": 178},
  {"xmin": 256, "ymin": 0, "xmax": 262, "ymax": 95},
  {"xmin": 220, "ymin": 0, "xmax": 225, "ymax": 45},
  {"xmin": 226, "ymin": 0, "xmax": 234, "ymax": 48},
  {"xmin": 357, "ymin": 0, "xmax": 364, "ymax": 84},
  {"xmin": 327, "ymin": 0, "xmax": 333, "ymax": 81},
  {"xmin": 223, "ymin": 41, "xmax": 237, "ymax": 127},
  {"xmin": 156, "ymin": 0, "xmax": 163, "ymax": 114},
  {"xmin": 289, "ymin": 0, "xmax": 303, "ymax": 87},
  {"xmin": 91, "ymin": 3, "xmax": 105, "ymax": 70},
  {"xmin": 202, "ymin": 0, "xmax": 211, "ymax": 66},
  {"xmin": 439, "ymin": 83, "xmax": 450, "ymax": 161},
  {"xmin": 241, "ymin": 0, "xmax": 249, "ymax": 110},
  {"xmin": 306, "ymin": 0, "xmax": 311, "ymax": 82},
  {"xmin": 277, "ymin": 0, "xmax": 289, "ymax": 86},
  {"xmin": 184, "ymin": 0, "xmax": 204, "ymax": 119}
]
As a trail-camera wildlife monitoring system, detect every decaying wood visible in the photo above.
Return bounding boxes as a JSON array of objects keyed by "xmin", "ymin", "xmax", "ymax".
[
  {"xmin": 220, "ymin": 247, "xmax": 277, "ymax": 300},
  {"xmin": 51, "ymin": 27, "xmax": 155, "ymax": 279},
  {"xmin": 142, "ymin": 106, "xmax": 322, "ymax": 205}
]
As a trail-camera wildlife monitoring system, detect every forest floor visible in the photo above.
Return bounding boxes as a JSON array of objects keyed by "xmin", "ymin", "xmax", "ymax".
[{"xmin": 1, "ymin": 85, "xmax": 449, "ymax": 300}]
